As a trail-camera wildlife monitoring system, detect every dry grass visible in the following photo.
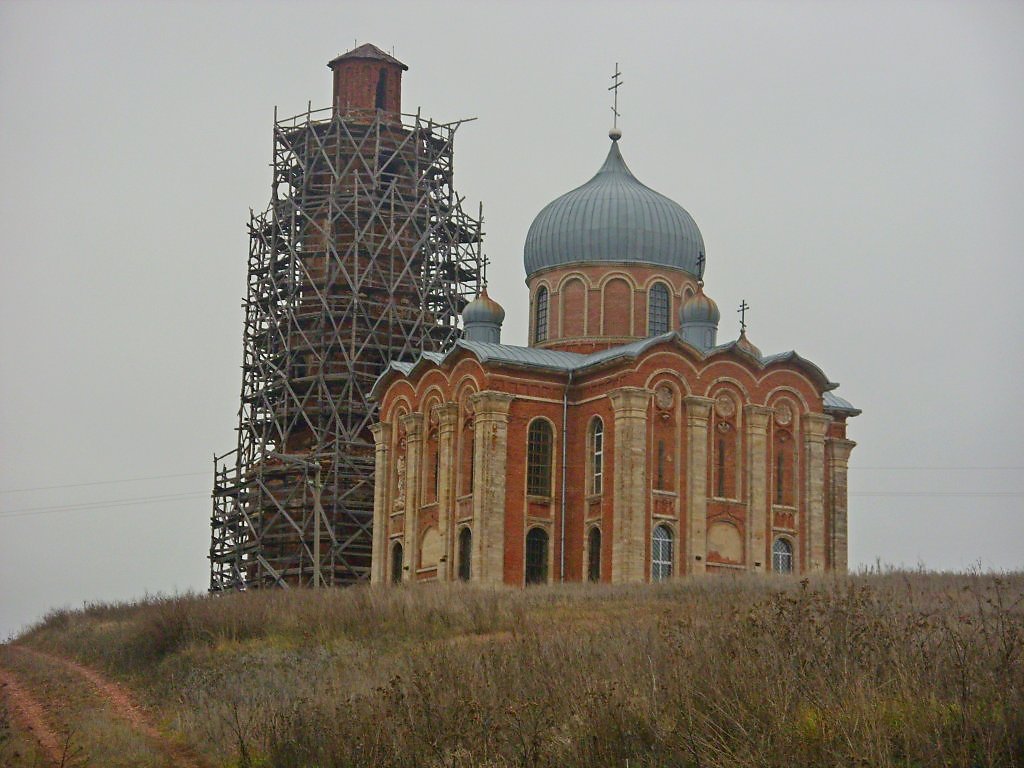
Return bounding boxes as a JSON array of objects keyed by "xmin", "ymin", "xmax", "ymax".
[{"xmin": 13, "ymin": 571, "xmax": 1024, "ymax": 767}]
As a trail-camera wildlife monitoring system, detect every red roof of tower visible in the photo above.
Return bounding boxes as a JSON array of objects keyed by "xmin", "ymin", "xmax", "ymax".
[{"xmin": 328, "ymin": 43, "xmax": 408, "ymax": 71}]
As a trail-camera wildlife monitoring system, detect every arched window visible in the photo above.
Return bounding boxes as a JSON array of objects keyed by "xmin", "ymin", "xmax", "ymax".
[
  {"xmin": 590, "ymin": 417, "xmax": 604, "ymax": 495},
  {"xmin": 375, "ymin": 68, "xmax": 388, "ymax": 110},
  {"xmin": 534, "ymin": 287, "xmax": 549, "ymax": 343},
  {"xmin": 457, "ymin": 527, "xmax": 472, "ymax": 581},
  {"xmin": 390, "ymin": 542, "xmax": 404, "ymax": 585},
  {"xmin": 776, "ymin": 450, "xmax": 785, "ymax": 505},
  {"xmin": 772, "ymin": 538, "xmax": 793, "ymax": 574},
  {"xmin": 460, "ymin": 417, "xmax": 474, "ymax": 495},
  {"xmin": 424, "ymin": 429, "xmax": 439, "ymax": 504},
  {"xmin": 525, "ymin": 528, "xmax": 549, "ymax": 585},
  {"xmin": 648, "ymin": 283, "xmax": 670, "ymax": 335},
  {"xmin": 713, "ymin": 406, "xmax": 737, "ymax": 500},
  {"xmin": 526, "ymin": 419, "xmax": 553, "ymax": 496},
  {"xmin": 652, "ymin": 524, "xmax": 674, "ymax": 581},
  {"xmin": 587, "ymin": 527, "xmax": 602, "ymax": 582}
]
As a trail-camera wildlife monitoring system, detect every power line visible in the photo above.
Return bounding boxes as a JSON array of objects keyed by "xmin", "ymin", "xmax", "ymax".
[
  {"xmin": 853, "ymin": 467, "xmax": 1024, "ymax": 471},
  {"xmin": 0, "ymin": 473, "xmax": 208, "ymax": 495},
  {"xmin": 0, "ymin": 492, "xmax": 208, "ymax": 519},
  {"xmin": 851, "ymin": 491, "xmax": 1024, "ymax": 498}
]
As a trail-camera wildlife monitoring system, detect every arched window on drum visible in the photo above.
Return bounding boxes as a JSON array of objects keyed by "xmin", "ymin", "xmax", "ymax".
[
  {"xmin": 648, "ymin": 282, "xmax": 670, "ymax": 335},
  {"xmin": 534, "ymin": 287, "xmax": 549, "ymax": 343}
]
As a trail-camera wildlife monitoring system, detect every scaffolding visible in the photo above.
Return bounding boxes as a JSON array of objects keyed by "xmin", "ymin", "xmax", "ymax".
[{"xmin": 210, "ymin": 105, "xmax": 483, "ymax": 591}]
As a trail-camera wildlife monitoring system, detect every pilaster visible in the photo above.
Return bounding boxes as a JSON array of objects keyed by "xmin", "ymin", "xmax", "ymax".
[
  {"xmin": 826, "ymin": 437, "xmax": 856, "ymax": 573},
  {"xmin": 435, "ymin": 402, "xmax": 460, "ymax": 581},
  {"xmin": 743, "ymin": 405, "xmax": 771, "ymax": 572},
  {"xmin": 801, "ymin": 412, "xmax": 832, "ymax": 572},
  {"xmin": 684, "ymin": 395, "xmax": 715, "ymax": 575},
  {"xmin": 369, "ymin": 422, "xmax": 392, "ymax": 585},
  {"xmin": 608, "ymin": 387, "xmax": 651, "ymax": 583},
  {"xmin": 469, "ymin": 391, "xmax": 514, "ymax": 584},
  {"xmin": 399, "ymin": 412, "xmax": 424, "ymax": 580}
]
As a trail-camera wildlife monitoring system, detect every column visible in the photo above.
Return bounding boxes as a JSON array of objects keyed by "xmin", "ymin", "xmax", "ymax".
[
  {"xmin": 608, "ymin": 387, "xmax": 651, "ymax": 583},
  {"xmin": 435, "ymin": 402, "xmax": 460, "ymax": 581},
  {"xmin": 801, "ymin": 412, "xmax": 832, "ymax": 573},
  {"xmin": 827, "ymin": 437, "xmax": 856, "ymax": 573},
  {"xmin": 470, "ymin": 391, "xmax": 514, "ymax": 584},
  {"xmin": 684, "ymin": 395, "xmax": 714, "ymax": 575},
  {"xmin": 369, "ymin": 421, "xmax": 392, "ymax": 585},
  {"xmin": 399, "ymin": 412, "xmax": 424, "ymax": 580},
  {"xmin": 743, "ymin": 405, "xmax": 771, "ymax": 572}
]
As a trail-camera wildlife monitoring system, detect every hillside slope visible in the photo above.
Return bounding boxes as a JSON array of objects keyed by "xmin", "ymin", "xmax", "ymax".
[{"xmin": 2, "ymin": 573, "xmax": 1022, "ymax": 767}]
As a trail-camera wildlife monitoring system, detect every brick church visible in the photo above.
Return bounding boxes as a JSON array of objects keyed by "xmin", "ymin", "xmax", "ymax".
[{"xmin": 369, "ymin": 126, "xmax": 859, "ymax": 586}]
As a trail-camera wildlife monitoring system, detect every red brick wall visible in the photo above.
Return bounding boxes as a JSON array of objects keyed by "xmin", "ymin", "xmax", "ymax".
[
  {"xmin": 376, "ymin": 335, "xmax": 834, "ymax": 584},
  {"xmin": 331, "ymin": 59, "xmax": 404, "ymax": 116}
]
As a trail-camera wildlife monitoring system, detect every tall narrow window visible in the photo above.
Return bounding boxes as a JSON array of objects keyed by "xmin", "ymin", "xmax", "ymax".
[
  {"xmin": 772, "ymin": 538, "xmax": 793, "ymax": 574},
  {"xmin": 457, "ymin": 527, "xmax": 472, "ymax": 581},
  {"xmin": 656, "ymin": 440, "xmax": 666, "ymax": 490},
  {"xmin": 652, "ymin": 524, "xmax": 674, "ymax": 581},
  {"xmin": 776, "ymin": 451, "xmax": 784, "ymax": 505},
  {"xmin": 590, "ymin": 418, "xmax": 604, "ymax": 495},
  {"xmin": 648, "ymin": 283, "xmax": 670, "ymax": 335},
  {"xmin": 527, "ymin": 420, "xmax": 553, "ymax": 496},
  {"xmin": 534, "ymin": 287, "xmax": 549, "ymax": 343},
  {"xmin": 375, "ymin": 68, "xmax": 388, "ymax": 110},
  {"xmin": 587, "ymin": 527, "xmax": 602, "ymax": 582},
  {"xmin": 717, "ymin": 439, "xmax": 726, "ymax": 498},
  {"xmin": 425, "ymin": 431, "xmax": 438, "ymax": 504},
  {"xmin": 433, "ymin": 449, "xmax": 440, "ymax": 500},
  {"xmin": 460, "ymin": 420, "xmax": 474, "ymax": 495},
  {"xmin": 390, "ymin": 542, "xmax": 403, "ymax": 585},
  {"xmin": 525, "ymin": 528, "xmax": 549, "ymax": 585}
]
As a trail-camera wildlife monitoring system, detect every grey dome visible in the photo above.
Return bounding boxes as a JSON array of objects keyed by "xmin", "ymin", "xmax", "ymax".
[
  {"xmin": 680, "ymin": 284, "xmax": 720, "ymax": 324},
  {"xmin": 524, "ymin": 140, "xmax": 705, "ymax": 277},
  {"xmin": 462, "ymin": 289, "xmax": 505, "ymax": 324}
]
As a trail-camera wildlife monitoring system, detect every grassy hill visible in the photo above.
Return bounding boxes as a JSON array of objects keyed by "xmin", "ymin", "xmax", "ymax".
[{"xmin": 2, "ymin": 572, "xmax": 1022, "ymax": 767}]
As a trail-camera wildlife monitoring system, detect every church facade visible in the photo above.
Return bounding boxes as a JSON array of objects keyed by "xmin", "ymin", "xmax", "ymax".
[{"xmin": 369, "ymin": 133, "xmax": 859, "ymax": 586}]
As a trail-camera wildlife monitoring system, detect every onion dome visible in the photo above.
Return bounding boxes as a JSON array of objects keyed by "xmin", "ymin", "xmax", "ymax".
[
  {"xmin": 523, "ymin": 136, "xmax": 705, "ymax": 278},
  {"xmin": 679, "ymin": 282, "xmax": 720, "ymax": 351},
  {"xmin": 462, "ymin": 288, "xmax": 505, "ymax": 344},
  {"xmin": 680, "ymin": 283, "xmax": 720, "ymax": 324},
  {"xmin": 735, "ymin": 329, "xmax": 762, "ymax": 359}
]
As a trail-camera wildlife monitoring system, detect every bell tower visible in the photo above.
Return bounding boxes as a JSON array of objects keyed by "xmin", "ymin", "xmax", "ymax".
[{"xmin": 328, "ymin": 43, "xmax": 407, "ymax": 118}]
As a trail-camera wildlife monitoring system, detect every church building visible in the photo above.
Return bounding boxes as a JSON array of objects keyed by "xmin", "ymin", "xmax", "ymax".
[{"xmin": 368, "ymin": 128, "xmax": 859, "ymax": 586}]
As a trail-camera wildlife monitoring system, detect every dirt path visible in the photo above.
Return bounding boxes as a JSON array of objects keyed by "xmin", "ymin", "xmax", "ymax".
[
  {"xmin": 0, "ymin": 664, "xmax": 62, "ymax": 767},
  {"xmin": 9, "ymin": 645, "xmax": 206, "ymax": 768}
]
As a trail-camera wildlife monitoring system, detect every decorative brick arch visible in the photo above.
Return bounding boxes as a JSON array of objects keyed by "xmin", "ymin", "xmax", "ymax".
[
  {"xmin": 601, "ymin": 277, "xmax": 634, "ymax": 336},
  {"xmin": 560, "ymin": 276, "xmax": 588, "ymax": 338}
]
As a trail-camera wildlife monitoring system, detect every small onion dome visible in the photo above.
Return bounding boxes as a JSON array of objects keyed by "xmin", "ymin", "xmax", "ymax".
[
  {"xmin": 462, "ymin": 288, "xmax": 505, "ymax": 325},
  {"xmin": 736, "ymin": 329, "xmax": 762, "ymax": 359},
  {"xmin": 680, "ymin": 283, "xmax": 720, "ymax": 325},
  {"xmin": 462, "ymin": 288, "xmax": 505, "ymax": 344}
]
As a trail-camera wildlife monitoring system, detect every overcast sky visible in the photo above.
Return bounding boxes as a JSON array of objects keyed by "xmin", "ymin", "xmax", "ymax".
[{"xmin": 1, "ymin": 0, "xmax": 1022, "ymax": 639}]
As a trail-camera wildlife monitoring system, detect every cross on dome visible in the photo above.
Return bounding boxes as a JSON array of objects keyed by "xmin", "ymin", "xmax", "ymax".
[{"xmin": 609, "ymin": 63, "xmax": 623, "ymax": 140}]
